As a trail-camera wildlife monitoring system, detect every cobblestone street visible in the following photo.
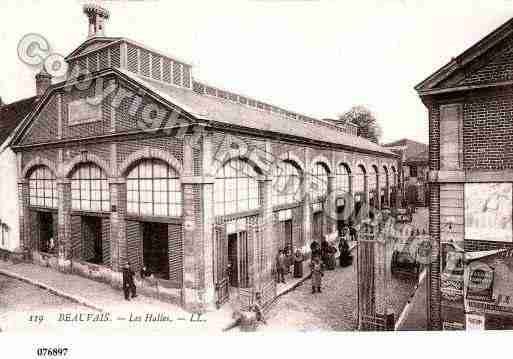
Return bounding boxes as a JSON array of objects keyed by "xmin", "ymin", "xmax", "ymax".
[{"xmin": 262, "ymin": 208, "xmax": 429, "ymax": 332}]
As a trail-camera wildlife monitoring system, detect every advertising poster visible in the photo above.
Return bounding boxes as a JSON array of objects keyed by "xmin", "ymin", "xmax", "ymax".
[{"xmin": 465, "ymin": 183, "xmax": 513, "ymax": 242}]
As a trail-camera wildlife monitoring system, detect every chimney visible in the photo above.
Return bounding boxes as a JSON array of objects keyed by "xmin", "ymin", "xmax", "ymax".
[
  {"xmin": 83, "ymin": 3, "xmax": 110, "ymax": 38},
  {"xmin": 35, "ymin": 66, "xmax": 52, "ymax": 97}
]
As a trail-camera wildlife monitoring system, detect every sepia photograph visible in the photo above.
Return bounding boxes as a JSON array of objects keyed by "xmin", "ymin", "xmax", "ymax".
[{"xmin": 1, "ymin": 0, "xmax": 513, "ymax": 357}]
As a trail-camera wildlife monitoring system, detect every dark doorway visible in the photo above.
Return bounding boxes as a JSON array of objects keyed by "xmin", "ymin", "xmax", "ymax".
[
  {"xmin": 38, "ymin": 212, "xmax": 54, "ymax": 253},
  {"xmin": 313, "ymin": 212, "xmax": 323, "ymax": 240},
  {"xmin": 142, "ymin": 222, "xmax": 169, "ymax": 280},
  {"xmin": 82, "ymin": 216, "xmax": 103, "ymax": 264},
  {"xmin": 227, "ymin": 231, "xmax": 249, "ymax": 288},
  {"xmin": 354, "ymin": 200, "xmax": 362, "ymax": 221},
  {"xmin": 337, "ymin": 205, "xmax": 346, "ymax": 235},
  {"xmin": 284, "ymin": 219, "xmax": 293, "ymax": 252}
]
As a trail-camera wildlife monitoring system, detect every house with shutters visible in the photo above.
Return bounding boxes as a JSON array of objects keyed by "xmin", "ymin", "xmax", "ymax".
[
  {"xmin": 416, "ymin": 15, "xmax": 513, "ymax": 330},
  {"xmin": 8, "ymin": 4, "xmax": 399, "ymax": 311}
]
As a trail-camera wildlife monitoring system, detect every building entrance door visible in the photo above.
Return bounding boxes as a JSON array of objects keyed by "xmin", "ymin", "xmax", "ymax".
[
  {"xmin": 142, "ymin": 222, "xmax": 169, "ymax": 280},
  {"xmin": 227, "ymin": 231, "xmax": 249, "ymax": 288},
  {"xmin": 284, "ymin": 219, "xmax": 293, "ymax": 252},
  {"xmin": 82, "ymin": 216, "xmax": 103, "ymax": 264},
  {"xmin": 38, "ymin": 212, "xmax": 54, "ymax": 253}
]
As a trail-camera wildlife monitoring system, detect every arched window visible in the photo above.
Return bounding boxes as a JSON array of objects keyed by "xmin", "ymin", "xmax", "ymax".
[
  {"xmin": 311, "ymin": 163, "xmax": 328, "ymax": 201},
  {"xmin": 214, "ymin": 159, "xmax": 259, "ymax": 216},
  {"xmin": 71, "ymin": 163, "xmax": 110, "ymax": 212},
  {"xmin": 29, "ymin": 166, "xmax": 58, "ymax": 208},
  {"xmin": 382, "ymin": 166, "xmax": 389, "ymax": 187},
  {"xmin": 391, "ymin": 166, "xmax": 397, "ymax": 187},
  {"xmin": 273, "ymin": 161, "xmax": 302, "ymax": 206},
  {"xmin": 354, "ymin": 165, "xmax": 366, "ymax": 194},
  {"xmin": 126, "ymin": 159, "xmax": 182, "ymax": 217},
  {"xmin": 369, "ymin": 165, "xmax": 378, "ymax": 193},
  {"xmin": 335, "ymin": 163, "xmax": 350, "ymax": 195}
]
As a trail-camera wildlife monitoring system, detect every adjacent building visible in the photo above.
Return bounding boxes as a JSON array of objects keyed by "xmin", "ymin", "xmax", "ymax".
[
  {"xmin": 6, "ymin": 4, "xmax": 399, "ymax": 311},
  {"xmin": 416, "ymin": 16, "xmax": 513, "ymax": 330},
  {"xmin": 0, "ymin": 96, "xmax": 38, "ymax": 257},
  {"xmin": 383, "ymin": 139, "xmax": 429, "ymax": 207}
]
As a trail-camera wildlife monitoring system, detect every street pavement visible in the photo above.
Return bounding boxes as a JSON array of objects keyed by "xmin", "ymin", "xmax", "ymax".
[
  {"xmin": 262, "ymin": 207, "xmax": 429, "ymax": 332},
  {"xmin": 0, "ymin": 207, "xmax": 430, "ymax": 333}
]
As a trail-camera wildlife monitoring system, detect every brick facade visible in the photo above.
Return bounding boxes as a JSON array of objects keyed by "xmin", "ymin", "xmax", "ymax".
[{"xmin": 417, "ymin": 16, "xmax": 513, "ymax": 330}]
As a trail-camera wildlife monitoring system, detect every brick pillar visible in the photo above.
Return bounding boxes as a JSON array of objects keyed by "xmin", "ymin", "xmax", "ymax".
[
  {"xmin": 374, "ymin": 173, "xmax": 381, "ymax": 209},
  {"xmin": 57, "ymin": 179, "xmax": 72, "ymax": 271},
  {"xmin": 17, "ymin": 180, "xmax": 30, "ymax": 250},
  {"xmin": 302, "ymin": 149, "xmax": 312, "ymax": 253},
  {"xmin": 327, "ymin": 174, "xmax": 336, "ymax": 234},
  {"xmin": 259, "ymin": 176, "xmax": 273, "ymax": 285},
  {"xmin": 363, "ymin": 174, "xmax": 369, "ymax": 219},
  {"xmin": 109, "ymin": 179, "xmax": 126, "ymax": 274},
  {"xmin": 182, "ymin": 133, "xmax": 215, "ymax": 312},
  {"xmin": 428, "ymin": 183, "xmax": 441, "ymax": 330}
]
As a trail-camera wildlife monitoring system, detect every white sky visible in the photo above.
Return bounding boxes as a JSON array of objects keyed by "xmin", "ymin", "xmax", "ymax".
[{"xmin": 1, "ymin": 0, "xmax": 512, "ymax": 144}]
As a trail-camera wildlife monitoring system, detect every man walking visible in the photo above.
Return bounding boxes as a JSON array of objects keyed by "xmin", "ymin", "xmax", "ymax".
[{"xmin": 122, "ymin": 263, "xmax": 137, "ymax": 301}]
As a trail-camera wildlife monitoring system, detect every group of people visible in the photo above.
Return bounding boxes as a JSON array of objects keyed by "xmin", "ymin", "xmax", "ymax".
[
  {"xmin": 275, "ymin": 246, "xmax": 305, "ymax": 284},
  {"xmin": 274, "ymin": 233, "xmax": 354, "ymax": 294}
]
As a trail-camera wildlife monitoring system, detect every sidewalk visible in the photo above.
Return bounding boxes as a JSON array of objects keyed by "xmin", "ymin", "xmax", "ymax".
[
  {"xmin": 0, "ymin": 260, "xmax": 234, "ymax": 333},
  {"xmin": 0, "ymin": 242, "xmax": 358, "ymax": 333},
  {"xmin": 395, "ymin": 268, "xmax": 428, "ymax": 330}
]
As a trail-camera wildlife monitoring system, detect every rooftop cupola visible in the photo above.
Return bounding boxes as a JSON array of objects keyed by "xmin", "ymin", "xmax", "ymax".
[{"xmin": 83, "ymin": 3, "xmax": 110, "ymax": 38}]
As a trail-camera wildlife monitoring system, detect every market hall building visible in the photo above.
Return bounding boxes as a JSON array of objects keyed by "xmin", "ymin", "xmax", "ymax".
[
  {"xmin": 416, "ymin": 16, "xmax": 513, "ymax": 330},
  {"xmin": 8, "ymin": 4, "xmax": 399, "ymax": 311}
]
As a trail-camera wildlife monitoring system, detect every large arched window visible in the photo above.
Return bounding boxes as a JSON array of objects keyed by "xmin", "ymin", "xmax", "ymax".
[
  {"xmin": 273, "ymin": 161, "xmax": 302, "ymax": 206},
  {"xmin": 71, "ymin": 163, "xmax": 110, "ymax": 212},
  {"xmin": 214, "ymin": 159, "xmax": 259, "ymax": 216},
  {"xmin": 335, "ymin": 163, "xmax": 350, "ymax": 195},
  {"xmin": 29, "ymin": 166, "xmax": 58, "ymax": 208},
  {"xmin": 353, "ymin": 165, "xmax": 366, "ymax": 194},
  {"xmin": 126, "ymin": 159, "xmax": 182, "ymax": 217},
  {"xmin": 311, "ymin": 163, "xmax": 329, "ymax": 201}
]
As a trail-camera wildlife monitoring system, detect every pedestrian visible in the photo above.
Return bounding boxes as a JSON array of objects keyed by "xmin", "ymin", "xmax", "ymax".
[
  {"xmin": 338, "ymin": 235, "xmax": 353, "ymax": 267},
  {"xmin": 349, "ymin": 223, "xmax": 357, "ymax": 242},
  {"xmin": 122, "ymin": 263, "xmax": 137, "ymax": 301},
  {"xmin": 293, "ymin": 249, "xmax": 304, "ymax": 278},
  {"xmin": 276, "ymin": 250, "xmax": 286, "ymax": 284},
  {"xmin": 310, "ymin": 255, "xmax": 323, "ymax": 293},
  {"xmin": 310, "ymin": 241, "xmax": 321, "ymax": 259}
]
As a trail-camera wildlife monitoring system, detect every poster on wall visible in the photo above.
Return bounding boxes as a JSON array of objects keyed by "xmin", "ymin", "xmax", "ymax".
[{"xmin": 465, "ymin": 183, "xmax": 513, "ymax": 242}]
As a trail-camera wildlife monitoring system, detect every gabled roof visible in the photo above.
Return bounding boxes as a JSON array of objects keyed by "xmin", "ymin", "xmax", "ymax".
[
  {"xmin": 65, "ymin": 36, "xmax": 193, "ymax": 66},
  {"xmin": 415, "ymin": 16, "xmax": 513, "ymax": 94},
  {"xmin": 65, "ymin": 36, "xmax": 122, "ymax": 60},
  {"xmin": 120, "ymin": 70, "xmax": 395, "ymax": 156},
  {"xmin": 383, "ymin": 138, "xmax": 427, "ymax": 160},
  {"xmin": 12, "ymin": 68, "xmax": 395, "ymax": 157},
  {"xmin": 0, "ymin": 96, "xmax": 38, "ymax": 148}
]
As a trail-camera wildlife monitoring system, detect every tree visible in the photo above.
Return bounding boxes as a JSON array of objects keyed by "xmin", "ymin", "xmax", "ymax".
[{"xmin": 337, "ymin": 105, "xmax": 382, "ymax": 144}]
